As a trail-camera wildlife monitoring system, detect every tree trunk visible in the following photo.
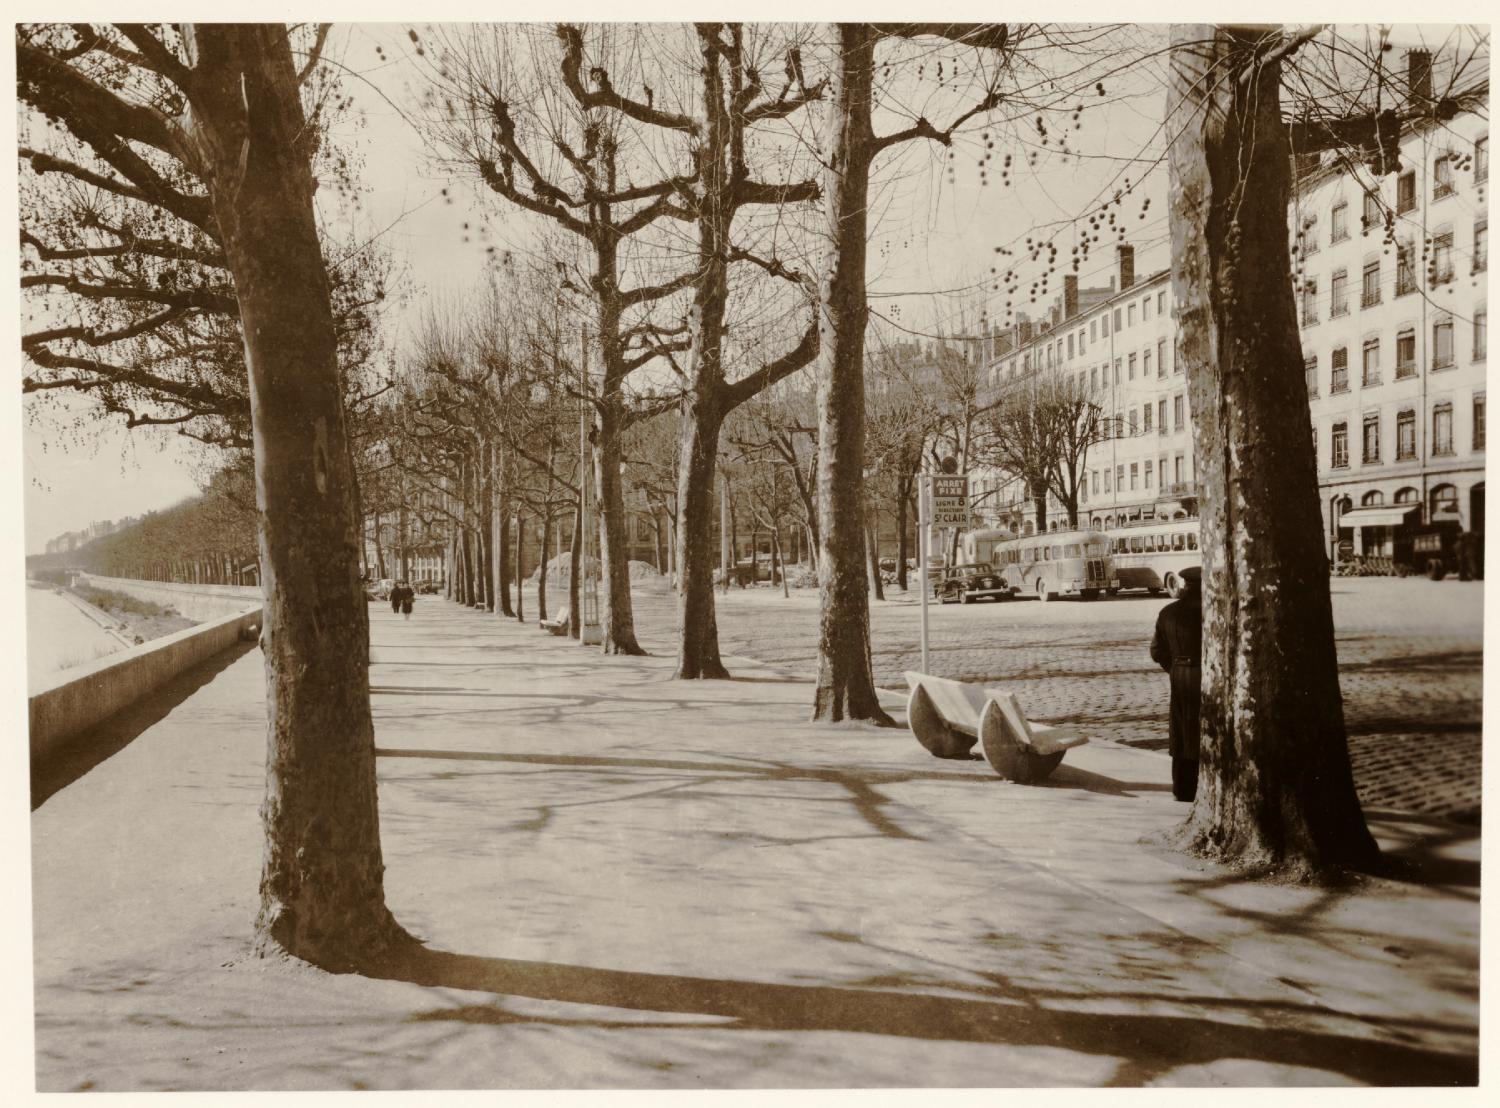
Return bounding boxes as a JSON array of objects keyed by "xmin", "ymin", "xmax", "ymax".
[
  {"xmin": 594, "ymin": 405, "xmax": 645, "ymax": 654},
  {"xmin": 896, "ymin": 487, "xmax": 911, "ymax": 591},
  {"xmin": 674, "ymin": 398, "xmax": 731, "ymax": 678},
  {"xmin": 865, "ymin": 502, "xmax": 885, "ymax": 600},
  {"xmin": 514, "ymin": 513, "xmax": 524, "ymax": 623},
  {"xmin": 186, "ymin": 23, "xmax": 406, "ymax": 967},
  {"xmin": 811, "ymin": 24, "xmax": 894, "ymax": 725},
  {"xmin": 538, "ymin": 512, "xmax": 552, "ymax": 622},
  {"xmin": 1032, "ymin": 476, "xmax": 1049, "ymax": 535},
  {"xmin": 372, "ymin": 510, "xmax": 386, "ymax": 580},
  {"xmin": 773, "ymin": 526, "xmax": 789, "ymax": 598},
  {"xmin": 495, "ymin": 458, "xmax": 514, "ymax": 616},
  {"xmin": 568, "ymin": 498, "xmax": 582, "ymax": 639},
  {"xmin": 1166, "ymin": 25, "xmax": 1376, "ymax": 876},
  {"xmin": 479, "ymin": 440, "xmax": 494, "ymax": 612}
]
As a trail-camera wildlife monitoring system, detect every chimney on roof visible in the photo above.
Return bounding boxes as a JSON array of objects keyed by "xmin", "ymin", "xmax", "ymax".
[
  {"xmin": 1116, "ymin": 244, "xmax": 1135, "ymax": 292},
  {"xmin": 1063, "ymin": 274, "xmax": 1079, "ymax": 321},
  {"xmin": 1406, "ymin": 49, "xmax": 1433, "ymax": 112},
  {"xmin": 1019, "ymin": 319, "xmax": 1034, "ymax": 345},
  {"xmin": 1049, "ymin": 304, "xmax": 1060, "ymax": 329}
]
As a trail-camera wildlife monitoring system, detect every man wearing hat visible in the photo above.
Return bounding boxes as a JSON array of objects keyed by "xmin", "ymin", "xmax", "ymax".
[{"xmin": 1149, "ymin": 566, "xmax": 1203, "ymax": 801}]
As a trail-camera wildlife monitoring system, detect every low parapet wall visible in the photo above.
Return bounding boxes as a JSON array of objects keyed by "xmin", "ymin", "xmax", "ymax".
[
  {"xmin": 76, "ymin": 574, "xmax": 263, "ymax": 623},
  {"xmin": 30, "ymin": 606, "xmax": 262, "ymax": 765}
]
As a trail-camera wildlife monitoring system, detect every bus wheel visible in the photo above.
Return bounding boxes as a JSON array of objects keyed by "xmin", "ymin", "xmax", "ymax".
[
  {"xmin": 1106, "ymin": 587, "xmax": 1120, "ymax": 597},
  {"xmin": 960, "ymin": 591, "xmax": 971, "ymax": 605},
  {"xmin": 1036, "ymin": 580, "xmax": 1055, "ymax": 603},
  {"xmin": 1427, "ymin": 559, "xmax": 1447, "ymax": 581},
  {"xmin": 1080, "ymin": 588, "xmax": 1099, "ymax": 600},
  {"xmin": 1164, "ymin": 573, "xmax": 1180, "ymax": 598}
]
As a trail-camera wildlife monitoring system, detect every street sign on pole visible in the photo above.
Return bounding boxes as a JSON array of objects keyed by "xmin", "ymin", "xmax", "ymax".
[{"xmin": 930, "ymin": 473, "xmax": 969, "ymax": 527}]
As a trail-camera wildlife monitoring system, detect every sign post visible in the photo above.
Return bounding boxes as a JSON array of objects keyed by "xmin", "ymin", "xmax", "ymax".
[{"xmin": 917, "ymin": 471, "xmax": 930, "ymax": 675}]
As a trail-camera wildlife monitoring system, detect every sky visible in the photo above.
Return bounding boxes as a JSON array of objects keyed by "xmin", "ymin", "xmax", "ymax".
[{"xmin": 9, "ymin": 14, "xmax": 1484, "ymax": 554}]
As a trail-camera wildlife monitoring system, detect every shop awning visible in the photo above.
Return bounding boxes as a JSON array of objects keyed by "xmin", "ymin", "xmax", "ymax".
[{"xmin": 1338, "ymin": 504, "xmax": 1420, "ymax": 528}]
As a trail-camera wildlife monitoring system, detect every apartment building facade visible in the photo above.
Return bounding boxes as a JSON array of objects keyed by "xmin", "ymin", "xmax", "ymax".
[
  {"xmin": 972, "ymin": 87, "xmax": 1487, "ymax": 562},
  {"xmin": 1297, "ymin": 97, "xmax": 1488, "ymax": 559}
]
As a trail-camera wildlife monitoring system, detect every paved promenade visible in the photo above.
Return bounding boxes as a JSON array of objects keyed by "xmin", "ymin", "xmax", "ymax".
[
  {"xmin": 28, "ymin": 597, "xmax": 1479, "ymax": 1090},
  {"xmin": 630, "ymin": 577, "xmax": 1485, "ymax": 823}
]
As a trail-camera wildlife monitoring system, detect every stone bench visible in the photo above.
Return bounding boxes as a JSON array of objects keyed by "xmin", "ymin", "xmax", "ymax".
[
  {"xmin": 539, "ymin": 605, "xmax": 570, "ymax": 636},
  {"xmin": 903, "ymin": 671, "xmax": 1089, "ymax": 784}
]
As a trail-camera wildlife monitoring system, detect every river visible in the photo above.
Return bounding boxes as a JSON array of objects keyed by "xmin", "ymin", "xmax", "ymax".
[{"xmin": 25, "ymin": 584, "xmax": 129, "ymax": 692}]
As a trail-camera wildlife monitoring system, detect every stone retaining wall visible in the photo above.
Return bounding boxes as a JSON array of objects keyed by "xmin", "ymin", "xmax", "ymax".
[
  {"xmin": 76, "ymin": 574, "xmax": 263, "ymax": 623},
  {"xmin": 30, "ymin": 605, "xmax": 261, "ymax": 764}
]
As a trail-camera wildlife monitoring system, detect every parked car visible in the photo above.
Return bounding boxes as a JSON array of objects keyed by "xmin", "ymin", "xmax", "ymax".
[
  {"xmin": 416, "ymin": 580, "xmax": 441, "ymax": 594},
  {"xmin": 372, "ymin": 578, "xmax": 395, "ymax": 600},
  {"xmin": 934, "ymin": 562, "xmax": 1013, "ymax": 604}
]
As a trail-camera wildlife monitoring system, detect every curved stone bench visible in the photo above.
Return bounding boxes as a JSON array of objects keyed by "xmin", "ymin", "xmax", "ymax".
[{"xmin": 904, "ymin": 671, "xmax": 1089, "ymax": 784}]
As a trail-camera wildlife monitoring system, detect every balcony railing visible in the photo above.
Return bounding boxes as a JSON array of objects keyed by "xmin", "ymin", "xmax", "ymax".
[{"xmin": 1361, "ymin": 289, "xmax": 1382, "ymax": 308}]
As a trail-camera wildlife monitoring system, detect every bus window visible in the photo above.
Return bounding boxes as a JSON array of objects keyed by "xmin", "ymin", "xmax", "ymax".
[
  {"xmin": 1064, "ymin": 543, "xmax": 1080, "ymax": 557},
  {"xmin": 1187, "ymin": 532, "xmax": 1198, "ymax": 551},
  {"xmin": 1023, "ymin": 547, "xmax": 1034, "ymax": 563},
  {"xmin": 1050, "ymin": 545, "xmax": 1061, "ymax": 559},
  {"xmin": 1130, "ymin": 536, "xmax": 1143, "ymax": 552},
  {"xmin": 1172, "ymin": 533, "xmax": 1185, "ymax": 551},
  {"xmin": 1146, "ymin": 535, "xmax": 1157, "ymax": 552}
]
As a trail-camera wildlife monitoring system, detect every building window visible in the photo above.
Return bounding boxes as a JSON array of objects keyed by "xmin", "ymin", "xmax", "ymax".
[
  {"xmin": 1130, "ymin": 463, "xmax": 1139, "ymax": 490},
  {"xmin": 1158, "ymin": 397, "xmax": 1167, "ymax": 434},
  {"xmin": 1362, "ymin": 412, "xmax": 1380, "ymax": 463},
  {"xmin": 1395, "ymin": 328, "xmax": 1416, "ymax": 378},
  {"xmin": 1092, "ymin": 470, "xmax": 1100, "ymax": 494},
  {"xmin": 1128, "ymin": 352, "xmax": 1137, "ymax": 380},
  {"xmin": 1090, "ymin": 366, "xmax": 1098, "ymax": 391},
  {"xmin": 1433, "ymin": 403, "xmax": 1454, "ymax": 456},
  {"xmin": 1331, "ymin": 346, "xmax": 1349, "ymax": 392},
  {"xmin": 1362, "ymin": 189, "xmax": 1381, "ymax": 229},
  {"xmin": 1114, "ymin": 308, "xmax": 1122, "ymax": 331},
  {"xmin": 1173, "ymin": 394, "xmax": 1185, "ymax": 431},
  {"xmin": 1090, "ymin": 320, "xmax": 1097, "ymax": 342},
  {"xmin": 1129, "ymin": 408, "xmax": 1139, "ymax": 435},
  {"xmin": 1331, "ymin": 422, "xmax": 1349, "ymax": 468},
  {"xmin": 1067, "ymin": 334, "xmax": 1075, "ymax": 359},
  {"xmin": 1331, "ymin": 200, "xmax": 1349, "ymax": 242},
  {"xmin": 1396, "ymin": 240, "xmax": 1417, "ymax": 296},
  {"xmin": 1474, "ymin": 218, "xmax": 1487, "ymax": 274},
  {"xmin": 1362, "ymin": 337, "xmax": 1380, "ymax": 387},
  {"xmin": 1144, "ymin": 463, "xmax": 1152, "ymax": 489},
  {"xmin": 1330, "ymin": 269, "xmax": 1349, "ymax": 316},
  {"xmin": 1430, "ymin": 482, "xmax": 1459, "ymax": 521},
  {"xmin": 1101, "ymin": 314, "xmax": 1109, "ymax": 338},
  {"xmin": 1475, "ymin": 307, "xmax": 1487, "ymax": 361},
  {"xmin": 1475, "ymin": 393, "xmax": 1487, "ymax": 451},
  {"xmin": 1433, "ymin": 153, "xmax": 1454, "ymax": 199},
  {"xmin": 1142, "ymin": 297, "xmax": 1150, "ymax": 321},
  {"xmin": 1305, "ymin": 355, "xmax": 1319, "ymax": 397},
  {"xmin": 1115, "ymin": 465, "xmax": 1125, "ymax": 490},
  {"xmin": 1143, "ymin": 348, "xmax": 1152, "ymax": 378},
  {"xmin": 1157, "ymin": 290, "xmax": 1166, "ymax": 315},
  {"xmin": 1397, "ymin": 170, "xmax": 1416, "ymax": 213},
  {"xmin": 1300, "ymin": 277, "xmax": 1319, "ymax": 326},
  {"xmin": 1397, "ymin": 408, "xmax": 1416, "ymax": 459},
  {"xmin": 1431, "ymin": 226, "xmax": 1454, "ymax": 285},
  {"xmin": 1128, "ymin": 303, "xmax": 1137, "ymax": 327},
  {"xmin": 1361, "ymin": 258, "xmax": 1381, "ymax": 307},
  {"xmin": 1113, "ymin": 358, "xmax": 1121, "ymax": 385},
  {"xmin": 1078, "ymin": 328, "xmax": 1086, "ymax": 355},
  {"xmin": 1173, "ymin": 455, "xmax": 1184, "ymax": 485},
  {"xmin": 1300, "ymin": 213, "xmax": 1319, "ymax": 255},
  {"xmin": 1158, "ymin": 458, "xmax": 1167, "ymax": 488},
  {"xmin": 1143, "ymin": 402, "xmax": 1153, "ymax": 432},
  {"xmin": 1478, "ymin": 136, "xmax": 1489, "ymax": 184},
  {"xmin": 1433, "ymin": 315, "xmax": 1454, "ymax": 369}
]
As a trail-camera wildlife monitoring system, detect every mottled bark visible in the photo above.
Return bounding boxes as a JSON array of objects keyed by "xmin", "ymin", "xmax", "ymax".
[
  {"xmin": 181, "ymin": 23, "xmax": 406, "ymax": 966},
  {"xmin": 568, "ymin": 498, "xmax": 582, "ymax": 639},
  {"xmin": 896, "ymin": 488, "xmax": 910, "ymax": 591},
  {"xmin": 674, "ymin": 398, "xmax": 730, "ymax": 678},
  {"xmin": 1167, "ymin": 25, "xmax": 1376, "ymax": 876},
  {"xmin": 514, "ymin": 513, "xmax": 525, "ymax": 623},
  {"xmin": 538, "ymin": 511, "xmax": 552, "ymax": 622},
  {"xmin": 594, "ymin": 401, "xmax": 644, "ymax": 654},
  {"xmin": 811, "ymin": 24, "xmax": 894, "ymax": 725}
]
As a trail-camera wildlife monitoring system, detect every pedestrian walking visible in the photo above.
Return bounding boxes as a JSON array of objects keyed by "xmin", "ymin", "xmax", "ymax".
[
  {"xmin": 389, "ymin": 583, "xmax": 401, "ymax": 615},
  {"xmin": 1149, "ymin": 566, "xmax": 1203, "ymax": 802},
  {"xmin": 395, "ymin": 581, "xmax": 415, "ymax": 620}
]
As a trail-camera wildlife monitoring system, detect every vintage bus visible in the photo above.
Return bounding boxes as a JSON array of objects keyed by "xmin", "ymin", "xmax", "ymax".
[
  {"xmin": 987, "ymin": 528, "xmax": 1117, "ymax": 601},
  {"xmin": 1104, "ymin": 518, "xmax": 1201, "ymax": 597}
]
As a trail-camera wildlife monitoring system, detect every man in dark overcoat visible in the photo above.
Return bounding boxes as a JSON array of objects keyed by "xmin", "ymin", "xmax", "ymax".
[{"xmin": 1149, "ymin": 566, "xmax": 1203, "ymax": 801}]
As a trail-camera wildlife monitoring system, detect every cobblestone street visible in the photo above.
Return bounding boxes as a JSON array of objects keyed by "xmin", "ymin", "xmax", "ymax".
[{"xmin": 632, "ymin": 577, "xmax": 1483, "ymax": 823}]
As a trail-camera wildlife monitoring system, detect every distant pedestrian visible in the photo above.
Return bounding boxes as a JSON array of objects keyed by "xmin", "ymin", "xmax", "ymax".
[
  {"xmin": 390, "ymin": 584, "xmax": 401, "ymax": 614},
  {"xmin": 1456, "ymin": 531, "xmax": 1482, "ymax": 581},
  {"xmin": 394, "ymin": 581, "xmax": 415, "ymax": 620},
  {"xmin": 1149, "ymin": 566, "xmax": 1203, "ymax": 802}
]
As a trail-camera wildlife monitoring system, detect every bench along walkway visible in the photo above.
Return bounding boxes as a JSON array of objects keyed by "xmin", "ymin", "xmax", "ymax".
[{"xmin": 905, "ymin": 671, "xmax": 1089, "ymax": 784}]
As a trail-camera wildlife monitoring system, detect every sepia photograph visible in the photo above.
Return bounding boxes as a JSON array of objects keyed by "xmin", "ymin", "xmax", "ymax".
[{"xmin": 7, "ymin": 4, "xmax": 1490, "ymax": 1096}]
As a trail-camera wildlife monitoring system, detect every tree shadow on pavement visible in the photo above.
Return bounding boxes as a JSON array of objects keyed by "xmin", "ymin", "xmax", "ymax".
[
  {"xmin": 31, "ymin": 641, "xmax": 256, "ymax": 811},
  {"xmin": 360, "ymin": 943, "xmax": 1477, "ymax": 1086}
]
